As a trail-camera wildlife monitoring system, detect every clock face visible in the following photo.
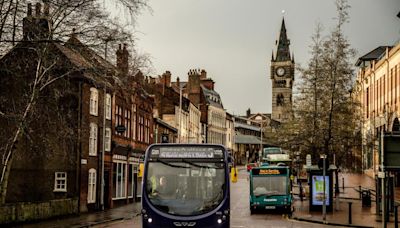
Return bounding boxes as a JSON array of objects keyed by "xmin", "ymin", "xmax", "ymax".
[{"xmin": 276, "ymin": 67, "xmax": 285, "ymax": 76}]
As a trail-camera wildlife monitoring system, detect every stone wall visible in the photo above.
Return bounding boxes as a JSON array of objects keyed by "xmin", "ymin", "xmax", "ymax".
[{"xmin": 0, "ymin": 198, "xmax": 78, "ymax": 225}]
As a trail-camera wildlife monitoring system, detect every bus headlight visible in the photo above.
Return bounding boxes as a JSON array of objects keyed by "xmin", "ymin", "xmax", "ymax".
[
  {"xmin": 217, "ymin": 219, "xmax": 222, "ymax": 224},
  {"xmin": 148, "ymin": 218, "xmax": 153, "ymax": 223}
]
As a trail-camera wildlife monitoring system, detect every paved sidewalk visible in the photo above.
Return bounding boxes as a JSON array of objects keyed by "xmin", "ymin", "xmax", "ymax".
[
  {"xmin": 17, "ymin": 202, "xmax": 141, "ymax": 228},
  {"xmin": 291, "ymin": 173, "xmax": 400, "ymax": 228}
]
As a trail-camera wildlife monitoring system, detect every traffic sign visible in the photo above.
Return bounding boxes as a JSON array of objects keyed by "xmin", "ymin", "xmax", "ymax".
[{"xmin": 306, "ymin": 154, "xmax": 312, "ymax": 167}]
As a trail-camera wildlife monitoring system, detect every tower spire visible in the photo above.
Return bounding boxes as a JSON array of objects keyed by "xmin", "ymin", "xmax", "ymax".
[{"xmin": 275, "ymin": 17, "xmax": 291, "ymax": 62}]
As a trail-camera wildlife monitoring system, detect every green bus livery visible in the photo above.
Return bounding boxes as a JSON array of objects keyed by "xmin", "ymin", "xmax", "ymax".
[{"xmin": 249, "ymin": 166, "xmax": 292, "ymax": 214}]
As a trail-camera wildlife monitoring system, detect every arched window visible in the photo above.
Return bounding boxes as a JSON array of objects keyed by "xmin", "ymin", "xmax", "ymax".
[
  {"xmin": 88, "ymin": 168, "xmax": 97, "ymax": 203},
  {"xmin": 277, "ymin": 94, "xmax": 284, "ymax": 106}
]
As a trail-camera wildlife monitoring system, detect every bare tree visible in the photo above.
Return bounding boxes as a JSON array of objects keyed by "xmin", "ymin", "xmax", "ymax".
[{"xmin": 0, "ymin": 0, "xmax": 149, "ymax": 204}]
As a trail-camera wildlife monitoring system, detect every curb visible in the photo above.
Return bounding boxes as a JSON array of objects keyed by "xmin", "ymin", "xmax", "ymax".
[
  {"xmin": 75, "ymin": 217, "xmax": 125, "ymax": 228},
  {"xmin": 75, "ymin": 212, "xmax": 141, "ymax": 228},
  {"xmin": 290, "ymin": 216, "xmax": 374, "ymax": 228}
]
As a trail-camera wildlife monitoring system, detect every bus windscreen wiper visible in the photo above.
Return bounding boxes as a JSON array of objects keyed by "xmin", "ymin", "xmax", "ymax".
[
  {"xmin": 156, "ymin": 158, "xmax": 187, "ymax": 169},
  {"xmin": 181, "ymin": 159, "xmax": 220, "ymax": 169}
]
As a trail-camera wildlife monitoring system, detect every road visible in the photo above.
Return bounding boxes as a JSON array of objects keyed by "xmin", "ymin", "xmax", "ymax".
[{"xmin": 99, "ymin": 169, "xmax": 337, "ymax": 228}]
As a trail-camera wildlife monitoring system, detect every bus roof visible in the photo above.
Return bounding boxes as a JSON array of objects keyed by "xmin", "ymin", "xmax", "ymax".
[{"xmin": 265, "ymin": 154, "xmax": 291, "ymax": 162}]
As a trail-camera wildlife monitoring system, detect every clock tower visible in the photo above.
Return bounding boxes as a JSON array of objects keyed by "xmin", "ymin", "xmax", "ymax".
[{"xmin": 270, "ymin": 18, "xmax": 294, "ymax": 123}]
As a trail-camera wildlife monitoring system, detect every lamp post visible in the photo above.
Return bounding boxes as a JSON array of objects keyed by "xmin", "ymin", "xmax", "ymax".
[
  {"xmin": 321, "ymin": 154, "xmax": 327, "ymax": 222},
  {"xmin": 259, "ymin": 121, "xmax": 263, "ymax": 163},
  {"xmin": 178, "ymin": 85, "xmax": 182, "ymax": 143}
]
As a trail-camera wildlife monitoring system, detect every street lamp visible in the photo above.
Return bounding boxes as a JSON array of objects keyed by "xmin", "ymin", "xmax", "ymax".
[{"xmin": 321, "ymin": 154, "xmax": 327, "ymax": 222}]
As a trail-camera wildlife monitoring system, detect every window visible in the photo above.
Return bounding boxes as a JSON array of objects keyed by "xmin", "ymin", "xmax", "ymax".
[
  {"xmin": 105, "ymin": 128, "xmax": 111, "ymax": 152},
  {"xmin": 139, "ymin": 116, "xmax": 144, "ymax": 142},
  {"xmin": 115, "ymin": 105, "xmax": 123, "ymax": 135},
  {"xmin": 54, "ymin": 172, "xmax": 67, "ymax": 192},
  {"xmin": 89, "ymin": 123, "xmax": 98, "ymax": 156},
  {"xmin": 105, "ymin": 94, "xmax": 112, "ymax": 120},
  {"xmin": 128, "ymin": 164, "xmax": 135, "ymax": 198},
  {"xmin": 145, "ymin": 118, "xmax": 150, "ymax": 143},
  {"xmin": 88, "ymin": 169, "xmax": 97, "ymax": 203},
  {"xmin": 132, "ymin": 105, "xmax": 137, "ymax": 140},
  {"xmin": 90, "ymin": 87, "xmax": 98, "ymax": 116},
  {"xmin": 124, "ymin": 109, "xmax": 131, "ymax": 138},
  {"xmin": 113, "ymin": 162, "xmax": 127, "ymax": 199}
]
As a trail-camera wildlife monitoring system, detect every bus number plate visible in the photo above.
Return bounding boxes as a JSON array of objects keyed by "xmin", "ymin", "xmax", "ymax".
[{"xmin": 265, "ymin": 206, "xmax": 275, "ymax": 209}]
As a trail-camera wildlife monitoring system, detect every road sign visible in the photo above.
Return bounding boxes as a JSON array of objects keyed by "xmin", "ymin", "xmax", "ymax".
[{"xmin": 306, "ymin": 154, "xmax": 312, "ymax": 167}]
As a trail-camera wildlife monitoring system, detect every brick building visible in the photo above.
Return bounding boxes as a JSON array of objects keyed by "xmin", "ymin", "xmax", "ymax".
[
  {"xmin": 174, "ymin": 69, "xmax": 226, "ymax": 145},
  {"xmin": 0, "ymin": 3, "xmax": 155, "ymax": 224},
  {"xmin": 0, "ymin": 2, "xmax": 116, "ymax": 222}
]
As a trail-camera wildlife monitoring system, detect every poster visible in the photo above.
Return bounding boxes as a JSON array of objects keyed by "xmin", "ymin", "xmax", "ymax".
[{"xmin": 311, "ymin": 175, "xmax": 330, "ymax": 206}]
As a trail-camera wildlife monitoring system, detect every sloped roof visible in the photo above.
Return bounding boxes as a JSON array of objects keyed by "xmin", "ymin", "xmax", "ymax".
[
  {"xmin": 55, "ymin": 43, "xmax": 93, "ymax": 69},
  {"xmin": 234, "ymin": 122, "xmax": 261, "ymax": 131},
  {"xmin": 355, "ymin": 46, "xmax": 391, "ymax": 66},
  {"xmin": 201, "ymin": 85, "xmax": 223, "ymax": 109},
  {"xmin": 235, "ymin": 134, "xmax": 262, "ymax": 145},
  {"xmin": 155, "ymin": 118, "xmax": 177, "ymax": 132}
]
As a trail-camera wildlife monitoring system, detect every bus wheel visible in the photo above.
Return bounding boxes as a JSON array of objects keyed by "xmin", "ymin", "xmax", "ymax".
[{"xmin": 250, "ymin": 207, "xmax": 255, "ymax": 215}]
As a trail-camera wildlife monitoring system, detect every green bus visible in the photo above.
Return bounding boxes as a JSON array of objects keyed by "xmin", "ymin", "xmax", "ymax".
[{"xmin": 249, "ymin": 165, "xmax": 292, "ymax": 214}]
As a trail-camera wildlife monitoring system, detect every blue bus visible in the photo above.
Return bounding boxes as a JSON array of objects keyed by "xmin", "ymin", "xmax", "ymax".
[{"xmin": 141, "ymin": 144, "xmax": 230, "ymax": 228}]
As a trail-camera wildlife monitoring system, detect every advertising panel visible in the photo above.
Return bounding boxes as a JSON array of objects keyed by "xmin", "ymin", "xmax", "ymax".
[{"xmin": 311, "ymin": 175, "xmax": 330, "ymax": 206}]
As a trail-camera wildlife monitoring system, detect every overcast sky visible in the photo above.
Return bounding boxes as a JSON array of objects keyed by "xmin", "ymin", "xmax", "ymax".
[{"xmin": 132, "ymin": 0, "xmax": 399, "ymax": 115}]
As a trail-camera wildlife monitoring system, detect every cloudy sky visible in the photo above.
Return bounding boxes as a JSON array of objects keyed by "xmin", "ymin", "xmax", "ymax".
[{"xmin": 131, "ymin": 0, "xmax": 399, "ymax": 115}]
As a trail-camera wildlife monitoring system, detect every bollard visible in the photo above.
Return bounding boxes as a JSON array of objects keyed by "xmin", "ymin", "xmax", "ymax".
[
  {"xmin": 348, "ymin": 202, "xmax": 352, "ymax": 224},
  {"xmin": 395, "ymin": 205, "xmax": 398, "ymax": 228},
  {"xmin": 299, "ymin": 181, "xmax": 303, "ymax": 201},
  {"xmin": 342, "ymin": 177, "xmax": 345, "ymax": 191}
]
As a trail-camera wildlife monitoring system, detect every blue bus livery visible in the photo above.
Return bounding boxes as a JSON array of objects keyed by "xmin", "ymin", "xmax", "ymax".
[{"xmin": 141, "ymin": 144, "xmax": 230, "ymax": 228}]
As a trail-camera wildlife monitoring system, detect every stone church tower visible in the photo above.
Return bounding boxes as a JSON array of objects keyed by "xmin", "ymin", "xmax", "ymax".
[{"xmin": 270, "ymin": 18, "xmax": 294, "ymax": 122}]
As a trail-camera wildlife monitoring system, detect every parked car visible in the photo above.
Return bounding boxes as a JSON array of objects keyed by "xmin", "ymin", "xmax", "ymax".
[{"xmin": 247, "ymin": 163, "xmax": 258, "ymax": 172}]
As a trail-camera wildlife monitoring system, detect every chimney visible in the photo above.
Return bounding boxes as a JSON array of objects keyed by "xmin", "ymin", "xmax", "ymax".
[
  {"xmin": 23, "ymin": 2, "xmax": 53, "ymax": 41},
  {"xmin": 27, "ymin": 3, "xmax": 32, "ymax": 16},
  {"xmin": 35, "ymin": 2, "xmax": 41, "ymax": 16},
  {"xmin": 200, "ymin": 69, "xmax": 207, "ymax": 80},
  {"xmin": 163, "ymin": 71, "xmax": 171, "ymax": 87},
  {"xmin": 188, "ymin": 69, "xmax": 201, "ymax": 106},
  {"xmin": 116, "ymin": 43, "xmax": 129, "ymax": 76},
  {"xmin": 43, "ymin": 2, "xmax": 49, "ymax": 16},
  {"xmin": 246, "ymin": 108, "xmax": 251, "ymax": 118},
  {"xmin": 177, "ymin": 77, "xmax": 180, "ymax": 89}
]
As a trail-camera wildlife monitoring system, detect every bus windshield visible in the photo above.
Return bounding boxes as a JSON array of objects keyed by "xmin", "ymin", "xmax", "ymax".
[
  {"xmin": 252, "ymin": 176, "xmax": 287, "ymax": 196},
  {"xmin": 145, "ymin": 159, "xmax": 225, "ymax": 216}
]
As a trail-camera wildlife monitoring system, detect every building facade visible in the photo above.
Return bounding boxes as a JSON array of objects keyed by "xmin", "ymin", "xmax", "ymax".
[{"xmin": 356, "ymin": 43, "xmax": 400, "ymax": 177}]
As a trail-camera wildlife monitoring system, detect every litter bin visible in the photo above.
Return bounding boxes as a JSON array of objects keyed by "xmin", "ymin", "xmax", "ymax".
[{"xmin": 362, "ymin": 190, "xmax": 371, "ymax": 207}]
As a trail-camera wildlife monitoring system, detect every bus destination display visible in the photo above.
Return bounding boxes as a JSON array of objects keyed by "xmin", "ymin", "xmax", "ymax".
[
  {"xmin": 151, "ymin": 146, "xmax": 224, "ymax": 159},
  {"xmin": 252, "ymin": 168, "xmax": 287, "ymax": 175}
]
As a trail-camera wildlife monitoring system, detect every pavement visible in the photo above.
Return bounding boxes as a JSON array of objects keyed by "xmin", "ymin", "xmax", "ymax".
[
  {"xmin": 291, "ymin": 172, "xmax": 400, "ymax": 228},
  {"xmin": 12, "ymin": 169, "xmax": 400, "ymax": 228}
]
